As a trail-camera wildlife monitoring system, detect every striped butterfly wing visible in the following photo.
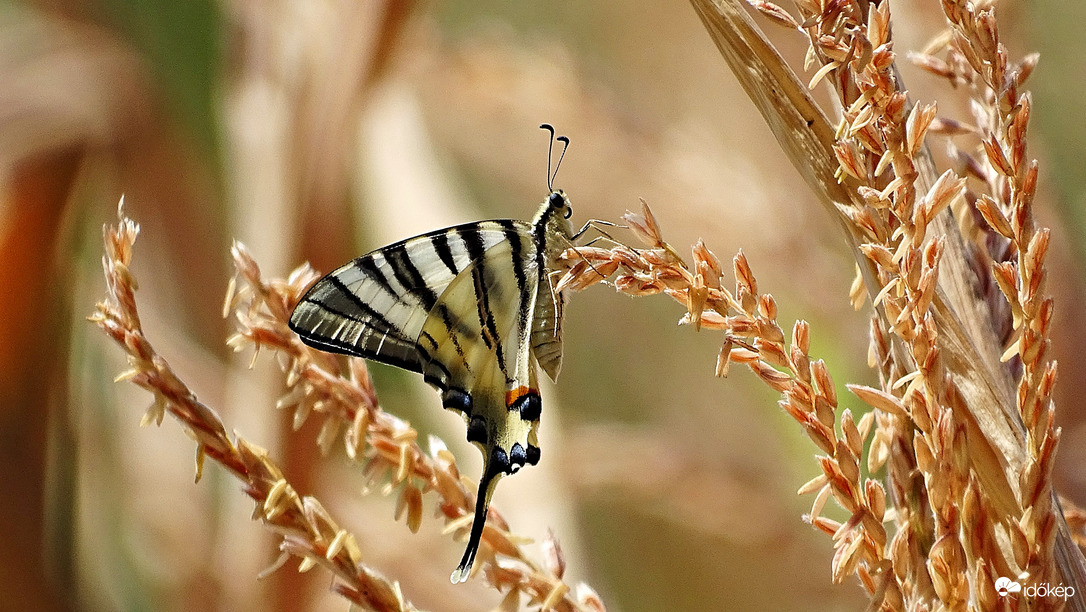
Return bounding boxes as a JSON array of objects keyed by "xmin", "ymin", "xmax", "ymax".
[
  {"xmin": 289, "ymin": 192, "xmax": 574, "ymax": 582},
  {"xmin": 289, "ymin": 223, "xmax": 519, "ymax": 372}
]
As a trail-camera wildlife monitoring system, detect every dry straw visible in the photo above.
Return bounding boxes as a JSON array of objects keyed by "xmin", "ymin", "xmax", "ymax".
[{"xmin": 554, "ymin": 0, "xmax": 1085, "ymax": 608}]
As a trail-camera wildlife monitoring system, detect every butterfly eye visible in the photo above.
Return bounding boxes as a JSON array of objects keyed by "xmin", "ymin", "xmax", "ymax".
[{"xmin": 548, "ymin": 191, "xmax": 573, "ymax": 219}]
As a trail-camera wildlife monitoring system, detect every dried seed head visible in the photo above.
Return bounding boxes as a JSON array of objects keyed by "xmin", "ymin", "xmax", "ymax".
[
  {"xmin": 715, "ymin": 338, "xmax": 734, "ymax": 377},
  {"xmin": 576, "ymin": 583, "xmax": 607, "ymax": 612},
  {"xmin": 831, "ymin": 532, "xmax": 866, "ymax": 584},
  {"xmin": 558, "ymin": 259, "xmax": 620, "ymax": 292},
  {"xmin": 866, "ymin": 480, "xmax": 887, "ymax": 522},
  {"xmin": 811, "ymin": 359, "xmax": 837, "ymax": 407},
  {"xmin": 402, "ymin": 485, "xmax": 424, "ymax": 533},
  {"xmin": 624, "ymin": 199, "xmax": 666, "ymax": 248},
  {"xmin": 542, "ymin": 529, "xmax": 566, "ymax": 579},
  {"xmin": 807, "ymin": 419, "xmax": 839, "ymax": 456},
  {"xmin": 692, "ymin": 240, "xmax": 723, "ymax": 285},
  {"xmin": 975, "ymin": 195, "xmax": 1014, "ymax": 239},
  {"xmin": 927, "ymin": 535, "xmax": 969, "ymax": 604},
  {"xmin": 906, "ymin": 102, "xmax": 937, "ymax": 158},
  {"xmin": 834, "ymin": 140, "xmax": 867, "ymax": 181},
  {"xmin": 841, "ymin": 410, "xmax": 864, "ymax": 457},
  {"xmin": 756, "ymin": 339, "xmax": 790, "ymax": 370},
  {"xmin": 914, "ymin": 432, "xmax": 935, "ymax": 474},
  {"xmin": 758, "ymin": 294, "xmax": 778, "ymax": 321},
  {"xmin": 687, "ymin": 276, "xmax": 710, "ymax": 332},
  {"xmin": 752, "ymin": 360, "xmax": 793, "ymax": 392},
  {"xmin": 791, "ymin": 320, "xmax": 810, "ymax": 355},
  {"xmin": 1025, "ymin": 227, "xmax": 1051, "ymax": 278},
  {"xmin": 983, "ymin": 135, "xmax": 1014, "ymax": 177},
  {"xmin": 847, "ymin": 384, "xmax": 908, "ymax": 417},
  {"xmin": 922, "ymin": 171, "xmax": 966, "ymax": 226},
  {"xmin": 733, "ymin": 250, "xmax": 758, "ymax": 296},
  {"xmin": 614, "ymin": 275, "xmax": 664, "ymax": 296},
  {"xmin": 871, "ymin": 42, "xmax": 895, "ymax": 72},
  {"xmin": 798, "ymin": 473, "xmax": 830, "ymax": 496},
  {"xmin": 748, "ymin": 0, "xmax": 800, "ymax": 28}
]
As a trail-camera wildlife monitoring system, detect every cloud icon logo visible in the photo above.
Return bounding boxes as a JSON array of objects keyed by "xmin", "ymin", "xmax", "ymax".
[{"xmin": 995, "ymin": 576, "xmax": 1022, "ymax": 596}]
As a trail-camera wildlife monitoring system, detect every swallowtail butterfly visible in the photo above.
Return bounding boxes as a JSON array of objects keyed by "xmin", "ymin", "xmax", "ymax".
[{"xmin": 289, "ymin": 125, "xmax": 577, "ymax": 583}]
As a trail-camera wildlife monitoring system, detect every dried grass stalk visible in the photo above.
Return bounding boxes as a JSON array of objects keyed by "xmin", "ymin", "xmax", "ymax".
[
  {"xmin": 556, "ymin": 0, "xmax": 1085, "ymax": 607},
  {"xmin": 92, "ymin": 201, "xmax": 605, "ymax": 611}
]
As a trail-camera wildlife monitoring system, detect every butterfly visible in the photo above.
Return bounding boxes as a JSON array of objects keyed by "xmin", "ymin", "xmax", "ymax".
[{"xmin": 289, "ymin": 124, "xmax": 579, "ymax": 583}]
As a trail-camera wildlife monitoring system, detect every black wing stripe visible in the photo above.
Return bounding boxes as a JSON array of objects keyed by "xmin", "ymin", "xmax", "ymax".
[
  {"xmin": 291, "ymin": 271, "xmax": 425, "ymax": 371},
  {"xmin": 456, "ymin": 227, "xmax": 488, "ymax": 344},
  {"xmin": 497, "ymin": 219, "xmax": 529, "ymax": 298},
  {"xmin": 532, "ymin": 206, "xmax": 552, "ymax": 282},
  {"xmin": 321, "ymin": 275, "xmax": 409, "ymax": 342},
  {"xmin": 385, "ymin": 241, "xmax": 440, "ymax": 311},
  {"xmin": 456, "ymin": 222, "xmax": 533, "ymax": 379},
  {"xmin": 430, "ymin": 231, "xmax": 461, "ymax": 278},
  {"xmin": 498, "ymin": 218, "xmax": 536, "ymax": 337},
  {"xmin": 302, "ymin": 332, "xmax": 422, "ymax": 372},
  {"xmin": 353, "ymin": 256, "xmax": 401, "ymax": 303},
  {"xmin": 422, "ymin": 357, "xmax": 453, "ymax": 390},
  {"xmin": 470, "ymin": 252, "xmax": 506, "ymax": 375},
  {"xmin": 418, "ymin": 329, "xmax": 439, "ymax": 352}
]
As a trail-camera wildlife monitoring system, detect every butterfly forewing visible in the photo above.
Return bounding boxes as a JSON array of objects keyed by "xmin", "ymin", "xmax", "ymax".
[
  {"xmin": 290, "ymin": 223, "xmax": 517, "ymax": 372},
  {"xmin": 288, "ymin": 189, "xmax": 576, "ymax": 584}
]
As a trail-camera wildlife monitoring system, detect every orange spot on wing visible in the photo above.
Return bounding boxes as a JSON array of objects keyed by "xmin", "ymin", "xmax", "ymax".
[{"xmin": 505, "ymin": 386, "xmax": 538, "ymax": 407}]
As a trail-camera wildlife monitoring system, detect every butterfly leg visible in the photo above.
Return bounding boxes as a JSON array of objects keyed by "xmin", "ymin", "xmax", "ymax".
[
  {"xmin": 545, "ymin": 268, "xmax": 566, "ymax": 334},
  {"xmin": 571, "ymin": 218, "xmax": 624, "ymax": 242},
  {"xmin": 562, "ymin": 222, "xmax": 634, "ymax": 290}
]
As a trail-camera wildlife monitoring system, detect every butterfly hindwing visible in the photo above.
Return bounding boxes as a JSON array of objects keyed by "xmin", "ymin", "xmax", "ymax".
[{"xmin": 413, "ymin": 224, "xmax": 546, "ymax": 581}]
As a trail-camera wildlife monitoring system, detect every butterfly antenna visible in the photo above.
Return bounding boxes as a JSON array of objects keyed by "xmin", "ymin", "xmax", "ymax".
[
  {"xmin": 552, "ymin": 135, "xmax": 570, "ymax": 188},
  {"xmin": 540, "ymin": 123, "xmax": 570, "ymax": 191},
  {"xmin": 540, "ymin": 123, "xmax": 557, "ymax": 190}
]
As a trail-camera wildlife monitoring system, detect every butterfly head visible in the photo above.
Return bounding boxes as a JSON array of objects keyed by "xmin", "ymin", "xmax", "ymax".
[
  {"xmin": 534, "ymin": 189, "xmax": 575, "ymax": 242},
  {"xmin": 549, "ymin": 190, "xmax": 572, "ymax": 219}
]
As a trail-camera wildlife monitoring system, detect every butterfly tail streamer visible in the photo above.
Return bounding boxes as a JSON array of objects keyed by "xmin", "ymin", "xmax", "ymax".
[{"xmin": 450, "ymin": 461, "xmax": 504, "ymax": 583}]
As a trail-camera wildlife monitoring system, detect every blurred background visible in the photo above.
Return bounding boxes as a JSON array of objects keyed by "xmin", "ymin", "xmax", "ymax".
[{"xmin": 3, "ymin": 0, "xmax": 1086, "ymax": 610}]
